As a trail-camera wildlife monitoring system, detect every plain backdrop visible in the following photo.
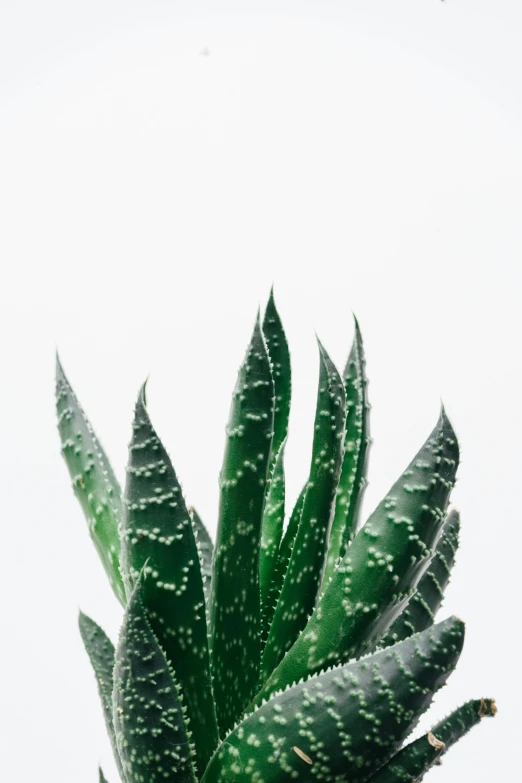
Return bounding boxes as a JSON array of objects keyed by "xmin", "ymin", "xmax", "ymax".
[{"xmin": 1, "ymin": 1, "xmax": 521, "ymax": 781}]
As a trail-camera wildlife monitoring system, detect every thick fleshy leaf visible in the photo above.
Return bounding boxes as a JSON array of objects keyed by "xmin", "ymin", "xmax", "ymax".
[
  {"xmin": 323, "ymin": 317, "xmax": 370, "ymax": 587},
  {"xmin": 259, "ymin": 439, "xmax": 286, "ymax": 619},
  {"xmin": 261, "ymin": 483, "xmax": 306, "ymax": 646},
  {"xmin": 203, "ymin": 617, "xmax": 464, "ymax": 783},
  {"xmin": 260, "ymin": 342, "xmax": 345, "ymax": 681},
  {"xmin": 189, "ymin": 506, "xmax": 213, "ymax": 592},
  {"xmin": 120, "ymin": 385, "xmax": 217, "ymax": 774},
  {"xmin": 262, "ymin": 289, "xmax": 291, "ymax": 467},
  {"xmin": 210, "ymin": 315, "xmax": 274, "ymax": 735},
  {"xmin": 113, "ymin": 582, "xmax": 197, "ymax": 783},
  {"xmin": 256, "ymin": 409, "xmax": 459, "ymax": 703},
  {"xmin": 79, "ymin": 613, "xmax": 124, "ymax": 781},
  {"xmin": 369, "ymin": 698, "xmax": 496, "ymax": 783},
  {"xmin": 56, "ymin": 356, "xmax": 125, "ymax": 604},
  {"xmin": 379, "ymin": 509, "xmax": 460, "ymax": 649},
  {"xmin": 98, "ymin": 768, "xmax": 109, "ymax": 783}
]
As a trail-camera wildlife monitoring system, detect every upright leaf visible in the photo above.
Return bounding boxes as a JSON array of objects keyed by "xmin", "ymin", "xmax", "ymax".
[
  {"xmin": 55, "ymin": 356, "xmax": 125, "ymax": 605},
  {"xmin": 210, "ymin": 315, "xmax": 274, "ymax": 735},
  {"xmin": 323, "ymin": 316, "xmax": 370, "ymax": 587},
  {"xmin": 369, "ymin": 698, "xmax": 496, "ymax": 783},
  {"xmin": 256, "ymin": 409, "xmax": 459, "ymax": 703},
  {"xmin": 113, "ymin": 582, "xmax": 197, "ymax": 783},
  {"xmin": 79, "ymin": 613, "xmax": 124, "ymax": 781},
  {"xmin": 379, "ymin": 508, "xmax": 460, "ymax": 648},
  {"xmin": 261, "ymin": 483, "xmax": 306, "ymax": 645},
  {"xmin": 203, "ymin": 617, "xmax": 464, "ymax": 783},
  {"xmin": 259, "ymin": 440, "xmax": 286, "ymax": 618},
  {"xmin": 262, "ymin": 289, "xmax": 291, "ymax": 466},
  {"xmin": 260, "ymin": 342, "xmax": 345, "ymax": 681},
  {"xmin": 120, "ymin": 385, "xmax": 218, "ymax": 774},
  {"xmin": 259, "ymin": 290, "xmax": 291, "ymax": 624},
  {"xmin": 98, "ymin": 769, "xmax": 109, "ymax": 783},
  {"xmin": 189, "ymin": 506, "xmax": 213, "ymax": 592}
]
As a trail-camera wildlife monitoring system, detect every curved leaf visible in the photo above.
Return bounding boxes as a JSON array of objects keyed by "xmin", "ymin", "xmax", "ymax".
[
  {"xmin": 210, "ymin": 315, "xmax": 274, "ymax": 735},
  {"xmin": 120, "ymin": 385, "xmax": 217, "ymax": 774},
  {"xmin": 79, "ymin": 612, "xmax": 124, "ymax": 781},
  {"xmin": 262, "ymin": 289, "xmax": 291, "ymax": 466},
  {"xmin": 261, "ymin": 483, "xmax": 306, "ymax": 647},
  {"xmin": 259, "ymin": 439, "xmax": 286, "ymax": 619},
  {"xmin": 189, "ymin": 506, "xmax": 213, "ymax": 592},
  {"xmin": 98, "ymin": 769, "xmax": 109, "ymax": 783},
  {"xmin": 112, "ymin": 582, "xmax": 197, "ymax": 783},
  {"xmin": 323, "ymin": 316, "xmax": 370, "ymax": 587},
  {"xmin": 260, "ymin": 342, "xmax": 345, "ymax": 681},
  {"xmin": 256, "ymin": 409, "xmax": 459, "ymax": 703},
  {"xmin": 379, "ymin": 508, "xmax": 460, "ymax": 648},
  {"xmin": 56, "ymin": 356, "xmax": 125, "ymax": 604},
  {"xmin": 369, "ymin": 698, "xmax": 496, "ymax": 783},
  {"xmin": 203, "ymin": 617, "xmax": 464, "ymax": 783}
]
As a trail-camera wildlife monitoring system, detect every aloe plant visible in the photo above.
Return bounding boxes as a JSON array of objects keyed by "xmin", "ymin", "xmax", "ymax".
[{"xmin": 56, "ymin": 291, "xmax": 495, "ymax": 783}]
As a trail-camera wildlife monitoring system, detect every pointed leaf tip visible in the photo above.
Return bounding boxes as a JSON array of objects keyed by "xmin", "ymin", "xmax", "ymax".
[
  {"xmin": 137, "ymin": 378, "xmax": 149, "ymax": 408},
  {"xmin": 439, "ymin": 404, "xmax": 460, "ymax": 460},
  {"xmin": 55, "ymin": 350, "xmax": 64, "ymax": 377},
  {"xmin": 121, "ymin": 394, "xmax": 217, "ymax": 770},
  {"xmin": 55, "ymin": 356, "xmax": 125, "ymax": 605}
]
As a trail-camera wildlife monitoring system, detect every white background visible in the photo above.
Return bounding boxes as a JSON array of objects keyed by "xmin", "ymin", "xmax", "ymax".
[{"xmin": 1, "ymin": 1, "xmax": 521, "ymax": 781}]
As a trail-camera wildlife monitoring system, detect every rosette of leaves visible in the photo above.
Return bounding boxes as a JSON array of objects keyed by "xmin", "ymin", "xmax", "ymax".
[{"xmin": 56, "ymin": 291, "xmax": 495, "ymax": 783}]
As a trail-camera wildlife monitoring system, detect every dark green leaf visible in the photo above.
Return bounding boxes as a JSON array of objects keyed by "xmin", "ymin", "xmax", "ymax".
[
  {"xmin": 120, "ymin": 384, "xmax": 217, "ymax": 774},
  {"xmin": 256, "ymin": 409, "xmax": 459, "ymax": 703},
  {"xmin": 210, "ymin": 315, "xmax": 274, "ymax": 735},
  {"xmin": 323, "ymin": 316, "xmax": 370, "ymax": 586},
  {"xmin": 261, "ymin": 483, "xmax": 306, "ymax": 648},
  {"xmin": 262, "ymin": 289, "xmax": 291, "ymax": 467},
  {"xmin": 189, "ymin": 506, "xmax": 213, "ymax": 594},
  {"xmin": 203, "ymin": 617, "xmax": 464, "ymax": 783},
  {"xmin": 259, "ymin": 440, "xmax": 286, "ymax": 621},
  {"xmin": 112, "ymin": 582, "xmax": 197, "ymax": 783},
  {"xmin": 369, "ymin": 698, "xmax": 496, "ymax": 783},
  {"xmin": 260, "ymin": 342, "xmax": 345, "ymax": 681},
  {"xmin": 379, "ymin": 509, "xmax": 460, "ymax": 648}
]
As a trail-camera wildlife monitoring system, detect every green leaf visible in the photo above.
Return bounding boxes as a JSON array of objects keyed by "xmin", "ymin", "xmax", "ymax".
[
  {"xmin": 369, "ymin": 698, "xmax": 496, "ymax": 783},
  {"xmin": 278, "ymin": 484, "xmax": 306, "ymax": 565},
  {"xmin": 210, "ymin": 314, "xmax": 274, "ymax": 735},
  {"xmin": 120, "ymin": 384, "xmax": 218, "ymax": 775},
  {"xmin": 98, "ymin": 768, "xmax": 109, "ymax": 783},
  {"xmin": 112, "ymin": 582, "xmax": 197, "ymax": 783},
  {"xmin": 262, "ymin": 289, "xmax": 291, "ymax": 467},
  {"xmin": 189, "ymin": 506, "xmax": 213, "ymax": 593},
  {"xmin": 323, "ymin": 316, "xmax": 370, "ymax": 587},
  {"xmin": 259, "ymin": 439, "xmax": 287, "ymax": 620},
  {"xmin": 79, "ymin": 613, "xmax": 124, "ymax": 781},
  {"xmin": 378, "ymin": 508, "xmax": 460, "ymax": 648},
  {"xmin": 55, "ymin": 356, "xmax": 125, "ymax": 605},
  {"xmin": 259, "ymin": 290, "xmax": 291, "ymax": 627},
  {"xmin": 256, "ymin": 409, "xmax": 459, "ymax": 703},
  {"xmin": 202, "ymin": 617, "xmax": 465, "ymax": 783},
  {"xmin": 260, "ymin": 483, "xmax": 306, "ymax": 646},
  {"xmin": 260, "ymin": 341, "xmax": 345, "ymax": 681}
]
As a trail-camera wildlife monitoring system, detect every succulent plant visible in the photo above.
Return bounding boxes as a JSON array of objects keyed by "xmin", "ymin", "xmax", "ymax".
[{"xmin": 56, "ymin": 292, "xmax": 495, "ymax": 783}]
